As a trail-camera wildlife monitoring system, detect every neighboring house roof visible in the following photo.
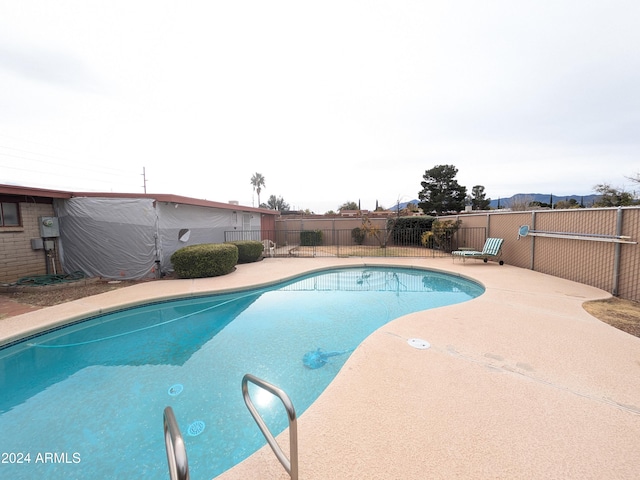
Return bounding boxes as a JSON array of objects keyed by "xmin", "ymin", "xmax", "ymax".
[{"xmin": 0, "ymin": 184, "xmax": 278, "ymax": 215}]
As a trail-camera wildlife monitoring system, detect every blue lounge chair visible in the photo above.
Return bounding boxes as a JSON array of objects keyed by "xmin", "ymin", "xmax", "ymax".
[{"xmin": 452, "ymin": 238, "xmax": 504, "ymax": 265}]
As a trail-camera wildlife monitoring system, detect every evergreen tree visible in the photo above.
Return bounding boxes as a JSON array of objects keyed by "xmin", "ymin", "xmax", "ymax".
[
  {"xmin": 470, "ymin": 185, "xmax": 491, "ymax": 210},
  {"xmin": 418, "ymin": 165, "xmax": 467, "ymax": 214}
]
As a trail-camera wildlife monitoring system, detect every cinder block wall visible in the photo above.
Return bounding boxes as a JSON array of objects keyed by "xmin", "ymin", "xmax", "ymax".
[{"xmin": 0, "ymin": 202, "xmax": 62, "ymax": 284}]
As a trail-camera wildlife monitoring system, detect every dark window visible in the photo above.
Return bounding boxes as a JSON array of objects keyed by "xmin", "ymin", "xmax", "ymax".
[{"xmin": 0, "ymin": 202, "xmax": 20, "ymax": 226}]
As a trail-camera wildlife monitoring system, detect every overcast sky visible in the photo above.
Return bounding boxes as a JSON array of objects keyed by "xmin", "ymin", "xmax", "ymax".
[{"xmin": 1, "ymin": 1, "xmax": 638, "ymax": 213}]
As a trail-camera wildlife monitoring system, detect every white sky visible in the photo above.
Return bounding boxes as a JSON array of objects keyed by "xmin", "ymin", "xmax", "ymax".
[{"xmin": 1, "ymin": 0, "xmax": 638, "ymax": 213}]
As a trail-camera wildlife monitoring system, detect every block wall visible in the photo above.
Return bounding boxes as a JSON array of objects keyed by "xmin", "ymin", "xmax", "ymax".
[{"xmin": 0, "ymin": 202, "xmax": 62, "ymax": 284}]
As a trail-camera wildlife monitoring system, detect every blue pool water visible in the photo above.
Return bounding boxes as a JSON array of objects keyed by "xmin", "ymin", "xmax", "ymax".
[{"xmin": 0, "ymin": 266, "xmax": 483, "ymax": 479}]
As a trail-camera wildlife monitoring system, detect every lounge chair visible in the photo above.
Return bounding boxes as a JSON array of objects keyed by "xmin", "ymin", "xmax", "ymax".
[
  {"xmin": 452, "ymin": 238, "xmax": 504, "ymax": 265},
  {"xmin": 262, "ymin": 239, "xmax": 276, "ymax": 257}
]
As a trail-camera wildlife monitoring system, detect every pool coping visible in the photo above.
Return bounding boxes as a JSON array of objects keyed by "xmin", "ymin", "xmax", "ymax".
[{"xmin": 2, "ymin": 257, "xmax": 640, "ymax": 479}]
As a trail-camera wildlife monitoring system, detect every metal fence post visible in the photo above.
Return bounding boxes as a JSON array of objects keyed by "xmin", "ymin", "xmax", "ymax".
[
  {"xmin": 530, "ymin": 211, "xmax": 537, "ymax": 270},
  {"xmin": 613, "ymin": 207, "xmax": 623, "ymax": 296}
]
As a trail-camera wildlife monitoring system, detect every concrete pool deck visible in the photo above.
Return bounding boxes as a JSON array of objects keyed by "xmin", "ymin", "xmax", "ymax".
[{"xmin": 2, "ymin": 257, "xmax": 640, "ymax": 479}]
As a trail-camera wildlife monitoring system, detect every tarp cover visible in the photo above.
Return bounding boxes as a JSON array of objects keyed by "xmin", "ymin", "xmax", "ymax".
[
  {"xmin": 55, "ymin": 198, "xmax": 157, "ymax": 279},
  {"xmin": 54, "ymin": 197, "xmax": 260, "ymax": 279},
  {"xmin": 156, "ymin": 202, "xmax": 236, "ymax": 272}
]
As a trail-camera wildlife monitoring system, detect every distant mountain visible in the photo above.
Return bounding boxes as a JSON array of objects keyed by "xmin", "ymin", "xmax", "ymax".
[
  {"xmin": 391, "ymin": 195, "xmax": 600, "ymax": 212},
  {"xmin": 390, "ymin": 199, "xmax": 420, "ymax": 211},
  {"xmin": 489, "ymin": 194, "xmax": 600, "ymax": 209}
]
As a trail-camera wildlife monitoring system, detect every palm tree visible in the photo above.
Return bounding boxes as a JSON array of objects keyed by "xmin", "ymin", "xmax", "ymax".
[{"xmin": 250, "ymin": 172, "xmax": 265, "ymax": 207}]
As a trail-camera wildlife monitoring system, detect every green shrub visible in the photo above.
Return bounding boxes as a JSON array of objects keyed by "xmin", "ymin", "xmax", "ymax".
[
  {"xmin": 388, "ymin": 216, "xmax": 436, "ymax": 246},
  {"xmin": 225, "ymin": 240, "xmax": 264, "ymax": 263},
  {"xmin": 421, "ymin": 219, "xmax": 461, "ymax": 252},
  {"xmin": 300, "ymin": 230, "xmax": 323, "ymax": 246},
  {"xmin": 170, "ymin": 243, "xmax": 238, "ymax": 278},
  {"xmin": 351, "ymin": 227, "xmax": 366, "ymax": 245}
]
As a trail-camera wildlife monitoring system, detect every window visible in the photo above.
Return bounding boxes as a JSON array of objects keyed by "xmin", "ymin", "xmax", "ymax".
[{"xmin": 0, "ymin": 202, "xmax": 20, "ymax": 226}]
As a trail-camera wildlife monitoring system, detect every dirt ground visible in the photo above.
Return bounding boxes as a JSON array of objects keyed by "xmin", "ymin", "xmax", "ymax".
[
  {"xmin": 1, "ymin": 279, "xmax": 149, "ymax": 307},
  {"xmin": 583, "ymin": 297, "xmax": 640, "ymax": 338},
  {"xmin": 1, "ymin": 278, "xmax": 639, "ymax": 339}
]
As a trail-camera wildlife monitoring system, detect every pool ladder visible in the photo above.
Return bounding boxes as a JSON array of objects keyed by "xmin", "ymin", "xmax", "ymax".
[
  {"xmin": 163, "ymin": 373, "xmax": 299, "ymax": 480},
  {"xmin": 163, "ymin": 406, "xmax": 190, "ymax": 480},
  {"xmin": 242, "ymin": 373, "xmax": 299, "ymax": 480}
]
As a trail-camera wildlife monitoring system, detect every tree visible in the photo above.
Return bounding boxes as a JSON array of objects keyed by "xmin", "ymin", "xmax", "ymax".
[
  {"xmin": 529, "ymin": 200, "xmax": 552, "ymax": 209},
  {"xmin": 509, "ymin": 194, "xmax": 534, "ymax": 211},
  {"xmin": 338, "ymin": 201, "xmax": 359, "ymax": 211},
  {"xmin": 470, "ymin": 185, "xmax": 491, "ymax": 210},
  {"xmin": 262, "ymin": 194, "xmax": 290, "ymax": 212},
  {"xmin": 421, "ymin": 219, "xmax": 461, "ymax": 252},
  {"xmin": 593, "ymin": 183, "xmax": 635, "ymax": 207},
  {"xmin": 555, "ymin": 198, "xmax": 581, "ymax": 209},
  {"xmin": 360, "ymin": 215, "xmax": 392, "ymax": 248},
  {"xmin": 418, "ymin": 165, "xmax": 467, "ymax": 214},
  {"xmin": 250, "ymin": 172, "xmax": 265, "ymax": 207}
]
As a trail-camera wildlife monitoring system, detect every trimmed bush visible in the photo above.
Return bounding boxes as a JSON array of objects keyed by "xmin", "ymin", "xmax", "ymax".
[
  {"xmin": 170, "ymin": 243, "xmax": 238, "ymax": 278},
  {"xmin": 225, "ymin": 240, "xmax": 264, "ymax": 263},
  {"xmin": 389, "ymin": 216, "xmax": 436, "ymax": 246},
  {"xmin": 351, "ymin": 227, "xmax": 366, "ymax": 245},
  {"xmin": 300, "ymin": 230, "xmax": 323, "ymax": 246}
]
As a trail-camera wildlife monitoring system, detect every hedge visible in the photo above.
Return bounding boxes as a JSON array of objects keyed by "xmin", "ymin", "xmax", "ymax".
[
  {"xmin": 225, "ymin": 240, "xmax": 264, "ymax": 263},
  {"xmin": 351, "ymin": 227, "xmax": 366, "ymax": 245},
  {"xmin": 170, "ymin": 243, "xmax": 238, "ymax": 278},
  {"xmin": 300, "ymin": 230, "xmax": 323, "ymax": 246},
  {"xmin": 388, "ymin": 216, "xmax": 436, "ymax": 246}
]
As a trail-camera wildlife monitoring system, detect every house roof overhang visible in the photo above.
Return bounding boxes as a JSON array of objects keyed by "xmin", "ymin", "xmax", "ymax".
[{"xmin": 0, "ymin": 184, "xmax": 278, "ymax": 216}]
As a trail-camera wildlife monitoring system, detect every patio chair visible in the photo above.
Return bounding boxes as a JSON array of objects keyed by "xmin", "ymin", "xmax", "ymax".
[
  {"xmin": 262, "ymin": 239, "xmax": 276, "ymax": 257},
  {"xmin": 452, "ymin": 237, "xmax": 504, "ymax": 265}
]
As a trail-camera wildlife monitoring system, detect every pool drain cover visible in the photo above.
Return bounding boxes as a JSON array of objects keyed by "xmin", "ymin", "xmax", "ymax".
[
  {"xmin": 168, "ymin": 384, "xmax": 183, "ymax": 396},
  {"xmin": 187, "ymin": 421, "xmax": 205, "ymax": 436},
  {"xmin": 407, "ymin": 338, "xmax": 430, "ymax": 350}
]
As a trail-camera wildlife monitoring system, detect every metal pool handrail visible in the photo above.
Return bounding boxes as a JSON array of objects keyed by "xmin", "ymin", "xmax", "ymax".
[
  {"xmin": 242, "ymin": 373, "xmax": 298, "ymax": 480},
  {"xmin": 163, "ymin": 406, "xmax": 190, "ymax": 480}
]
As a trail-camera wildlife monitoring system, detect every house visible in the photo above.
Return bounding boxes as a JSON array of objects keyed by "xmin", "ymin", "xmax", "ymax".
[{"xmin": 0, "ymin": 184, "xmax": 278, "ymax": 283}]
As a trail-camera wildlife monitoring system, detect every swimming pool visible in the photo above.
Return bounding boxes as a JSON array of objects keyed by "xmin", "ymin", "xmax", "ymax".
[{"xmin": 0, "ymin": 266, "xmax": 483, "ymax": 479}]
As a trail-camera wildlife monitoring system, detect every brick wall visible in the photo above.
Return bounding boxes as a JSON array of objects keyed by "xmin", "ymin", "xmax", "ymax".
[{"xmin": 0, "ymin": 202, "xmax": 61, "ymax": 284}]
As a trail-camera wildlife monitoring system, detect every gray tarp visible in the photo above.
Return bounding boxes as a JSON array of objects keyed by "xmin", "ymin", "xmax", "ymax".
[
  {"xmin": 55, "ymin": 198, "xmax": 158, "ymax": 279},
  {"xmin": 156, "ymin": 201, "xmax": 237, "ymax": 272},
  {"xmin": 54, "ymin": 197, "xmax": 260, "ymax": 280}
]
